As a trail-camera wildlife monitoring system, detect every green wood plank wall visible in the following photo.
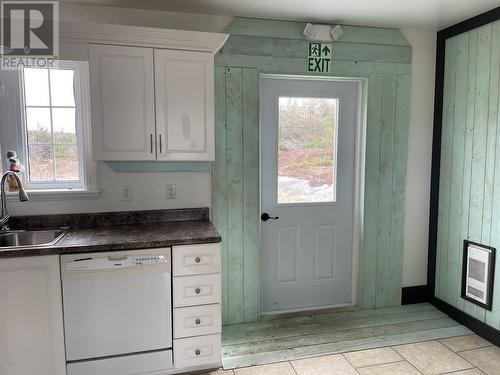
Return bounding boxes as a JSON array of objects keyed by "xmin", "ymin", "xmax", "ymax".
[
  {"xmin": 435, "ymin": 20, "xmax": 500, "ymax": 329},
  {"xmin": 214, "ymin": 17, "xmax": 412, "ymax": 324}
]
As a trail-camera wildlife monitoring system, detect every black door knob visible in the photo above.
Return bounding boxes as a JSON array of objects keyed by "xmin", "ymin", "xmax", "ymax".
[{"xmin": 261, "ymin": 213, "xmax": 279, "ymax": 221}]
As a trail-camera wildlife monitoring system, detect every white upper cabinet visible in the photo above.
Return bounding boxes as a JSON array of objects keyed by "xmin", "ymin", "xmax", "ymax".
[
  {"xmin": 154, "ymin": 49, "xmax": 214, "ymax": 161},
  {"xmin": 89, "ymin": 44, "xmax": 156, "ymax": 160},
  {"xmin": 64, "ymin": 23, "xmax": 228, "ymax": 161},
  {"xmin": 89, "ymin": 45, "xmax": 220, "ymax": 161}
]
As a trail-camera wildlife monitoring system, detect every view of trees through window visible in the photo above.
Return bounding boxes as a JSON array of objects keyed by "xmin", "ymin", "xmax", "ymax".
[
  {"xmin": 277, "ymin": 97, "xmax": 338, "ymax": 203},
  {"xmin": 23, "ymin": 68, "xmax": 80, "ymax": 182}
]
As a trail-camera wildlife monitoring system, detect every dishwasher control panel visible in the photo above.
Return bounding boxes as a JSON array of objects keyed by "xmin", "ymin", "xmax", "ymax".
[{"xmin": 66, "ymin": 255, "xmax": 168, "ymax": 271}]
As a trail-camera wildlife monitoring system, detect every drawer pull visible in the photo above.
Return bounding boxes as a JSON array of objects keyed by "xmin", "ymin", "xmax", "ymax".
[
  {"xmin": 195, "ymin": 257, "xmax": 201, "ymax": 263},
  {"xmin": 195, "ymin": 318, "xmax": 201, "ymax": 325},
  {"xmin": 195, "ymin": 288, "xmax": 201, "ymax": 294},
  {"xmin": 195, "ymin": 349, "xmax": 201, "ymax": 356}
]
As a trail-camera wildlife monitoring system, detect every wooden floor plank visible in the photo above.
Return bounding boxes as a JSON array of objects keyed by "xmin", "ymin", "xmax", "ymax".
[
  {"xmin": 223, "ymin": 309, "xmax": 445, "ymax": 345},
  {"xmin": 224, "ymin": 317, "xmax": 457, "ymax": 356},
  {"xmin": 222, "ymin": 325, "xmax": 471, "ymax": 369},
  {"xmin": 223, "ymin": 303, "xmax": 437, "ymax": 336},
  {"xmin": 221, "ymin": 303, "xmax": 469, "ymax": 369}
]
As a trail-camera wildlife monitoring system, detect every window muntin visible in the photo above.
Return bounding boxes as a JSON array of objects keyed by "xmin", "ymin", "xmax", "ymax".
[
  {"xmin": 277, "ymin": 96, "xmax": 339, "ymax": 204},
  {"xmin": 21, "ymin": 65, "xmax": 84, "ymax": 189}
]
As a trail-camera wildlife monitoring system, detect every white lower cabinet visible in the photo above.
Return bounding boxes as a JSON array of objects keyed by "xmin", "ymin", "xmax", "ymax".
[
  {"xmin": 172, "ymin": 243, "xmax": 221, "ymax": 276},
  {"xmin": 0, "ymin": 255, "xmax": 66, "ymax": 375},
  {"xmin": 0, "ymin": 243, "xmax": 221, "ymax": 375},
  {"xmin": 174, "ymin": 304, "xmax": 221, "ymax": 339},
  {"xmin": 173, "ymin": 243, "xmax": 222, "ymax": 372},
  {"xmin": 173, "ymin": 273, "xmax": 221, "ymax": 307},
  {"xmin": 174, "ymin": 334, "xmax": 222, "ymax": 369}
]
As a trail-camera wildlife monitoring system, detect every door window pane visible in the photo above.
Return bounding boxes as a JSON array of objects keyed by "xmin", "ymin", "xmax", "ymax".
[{"xmin": 277, "ymin": 97, "xmax": 338, "ymax": 204}]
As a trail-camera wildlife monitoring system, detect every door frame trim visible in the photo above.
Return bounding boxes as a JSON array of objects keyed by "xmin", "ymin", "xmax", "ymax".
[{"xmin": 259, "ymin": 73, "xmax": 367, "ymax": 311}]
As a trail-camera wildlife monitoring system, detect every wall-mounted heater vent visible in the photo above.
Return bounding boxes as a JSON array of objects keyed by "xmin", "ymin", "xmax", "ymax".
[{"xmin": 461, "ymin": 240, "xmax": 495, "ymax": 310}]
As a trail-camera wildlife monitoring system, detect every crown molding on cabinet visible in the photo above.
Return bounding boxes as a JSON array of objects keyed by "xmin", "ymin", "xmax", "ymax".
[{"xmin": 60, "ymin": 22, "xmax": 230, "ymax": 54}]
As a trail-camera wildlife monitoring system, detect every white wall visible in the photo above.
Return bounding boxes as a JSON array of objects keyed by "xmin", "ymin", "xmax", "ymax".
[
  {"xmin": 8, "ymin": 163, "xmax": 212, "ymax": 215},
  {"xmin": 401, "ymin": 29, "xmax": 436, "ymax": 286}
]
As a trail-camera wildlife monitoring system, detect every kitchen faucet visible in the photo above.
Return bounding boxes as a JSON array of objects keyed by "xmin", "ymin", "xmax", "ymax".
[{"xmin": 0, "ymin": 171, "xmax": 29, "ymax": 231}]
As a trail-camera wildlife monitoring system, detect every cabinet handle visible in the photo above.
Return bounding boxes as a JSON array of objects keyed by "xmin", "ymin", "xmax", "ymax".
[
  {"xmin": 150, "ymin": 134, "xmax": 153, "ymax": 153},
  {"xmin": 195, "ymin": 349, "xmax": 201, "ymax": 356},
  {"xmin": 195, "ymin": 257, "xmax": 201, "ymax": 263},
  {"xmin": 195, "ymin": 288, "xmax": 201, "ymax": 294},
  {"xmin": 195, "ymin": 318, "xmax": 201, "ymax": 325},
  {"xmin": 159, "ymin": 134, "xmax": 162, "ymax": 153}
]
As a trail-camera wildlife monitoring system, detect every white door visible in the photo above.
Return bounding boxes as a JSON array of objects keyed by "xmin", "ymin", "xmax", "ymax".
[
  {"xmin": 261, "ymin": 76, "xmax": 358, "ymax": 313},
  {"xmin": 89, "ymin": 44, "xmax": 156, "ymax": 160},
  {"xmin": 154, "ymin": 49, "xmax": 214, "ymax": 161}
]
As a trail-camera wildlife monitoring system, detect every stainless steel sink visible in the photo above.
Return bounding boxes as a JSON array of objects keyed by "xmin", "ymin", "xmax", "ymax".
[{"xmin": 0, "ymin": 228, "xmax": 68, "ymax": 249}]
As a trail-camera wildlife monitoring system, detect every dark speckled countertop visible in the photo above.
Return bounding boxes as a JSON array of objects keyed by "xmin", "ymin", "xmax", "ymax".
[{"xmin": 0, "ymin": 208, "xmax": 221, "ymax": 258}]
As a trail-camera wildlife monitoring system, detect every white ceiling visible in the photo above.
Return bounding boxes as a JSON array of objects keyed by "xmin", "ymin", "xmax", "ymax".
[{"xmin": 61, "ymin": 0, "xmax": 498, "ymax": 29}]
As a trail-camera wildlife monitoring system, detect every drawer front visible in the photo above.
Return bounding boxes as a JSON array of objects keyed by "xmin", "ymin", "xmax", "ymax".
[
  {"xmin": 173, "ymin": 243, "xmax": 221, "ymax": 276},
  {"xmin": 173, "ymin": 274, "xmax": 221, "ymax": 307},
  {"xmin": 173, "ymin": 304, "xmax": 221, "ymax": 339},
  {"xmin": 174, "ymin": 334, "xmax": 221, "ymax": 369}
]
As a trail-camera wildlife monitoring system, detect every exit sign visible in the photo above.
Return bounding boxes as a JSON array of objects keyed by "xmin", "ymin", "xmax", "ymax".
[{"xmin": 307, "ymin": 43, "xmax": 332, "ymax": 73}]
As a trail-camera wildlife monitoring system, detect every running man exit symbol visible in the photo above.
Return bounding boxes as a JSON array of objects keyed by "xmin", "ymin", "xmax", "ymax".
[{"xmin": 307, "ymin": 42, "xmax": 332, "ymax": 73}]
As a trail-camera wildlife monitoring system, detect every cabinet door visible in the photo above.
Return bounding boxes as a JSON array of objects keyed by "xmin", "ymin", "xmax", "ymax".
[
  {"xmin": 90, "ymin": 44, "xmax": 156, "ymax": 160},
  {"xmin": 0, "ymin": 255, "xmax": 66, "ymax": 375},
  {"xmin": 154, "ymin": 49, "xmax": 214, "ymax": 161}
]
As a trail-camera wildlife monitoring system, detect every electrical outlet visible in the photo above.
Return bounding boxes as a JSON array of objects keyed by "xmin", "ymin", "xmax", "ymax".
[
  {"xmin": 167, "ymin": 184, "xmax": 176, "ymax": 199},
  {"xmin": 121, "ymin": 185, "xmax": 132, "ymax": 201}
]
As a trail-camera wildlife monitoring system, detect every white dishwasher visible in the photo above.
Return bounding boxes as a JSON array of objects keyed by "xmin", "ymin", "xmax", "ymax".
[{"xmin": 61, "ymin": 248, "xmax": 173, "ymax": 375}]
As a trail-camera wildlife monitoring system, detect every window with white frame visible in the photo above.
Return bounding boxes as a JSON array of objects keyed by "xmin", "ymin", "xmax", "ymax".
[{"xmin": 17, "ymin": 61, "xmax": 96, "ymax": 191}]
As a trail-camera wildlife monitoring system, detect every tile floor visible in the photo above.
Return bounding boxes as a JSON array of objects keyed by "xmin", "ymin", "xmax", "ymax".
[{"xmin": 202, "ymin": 335, "xmax": 499, "ymax": 375}]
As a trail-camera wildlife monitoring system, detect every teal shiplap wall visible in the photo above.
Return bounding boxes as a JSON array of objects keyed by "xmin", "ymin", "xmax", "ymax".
[
  {"xmin": 213, "ymin": 66, "xmax": 261, "ymax": 324},
  {"xmin": 435, "ymin": 20, "xmax": 500, "ymax": 329},
  {"xmin": 214, "ymin": 17, "xmax": 412, "ymax": 324}
]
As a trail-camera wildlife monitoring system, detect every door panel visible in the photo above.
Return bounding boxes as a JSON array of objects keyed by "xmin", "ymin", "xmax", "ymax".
[
  {"xmin": 261, "ymin": 76, "xmax": 358, "ymax": 313},
  {"xmin": 276, "ymin": 225, "xmax": 299, "ymax": 283},
  {"xmin": 314, "ymin": 224, "xmax": 336, "ymax": 281}
]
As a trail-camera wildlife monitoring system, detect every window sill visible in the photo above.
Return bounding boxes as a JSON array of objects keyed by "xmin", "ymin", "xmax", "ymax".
[{"xmin": 5, "ymin": 189, "xmax": 102, "ymax": 201}]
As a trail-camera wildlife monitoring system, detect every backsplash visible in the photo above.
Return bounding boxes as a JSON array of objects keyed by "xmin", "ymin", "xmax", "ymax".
[{"xmin": 9, "ymin": 207, "xmax": 209, "ymax": 229}]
